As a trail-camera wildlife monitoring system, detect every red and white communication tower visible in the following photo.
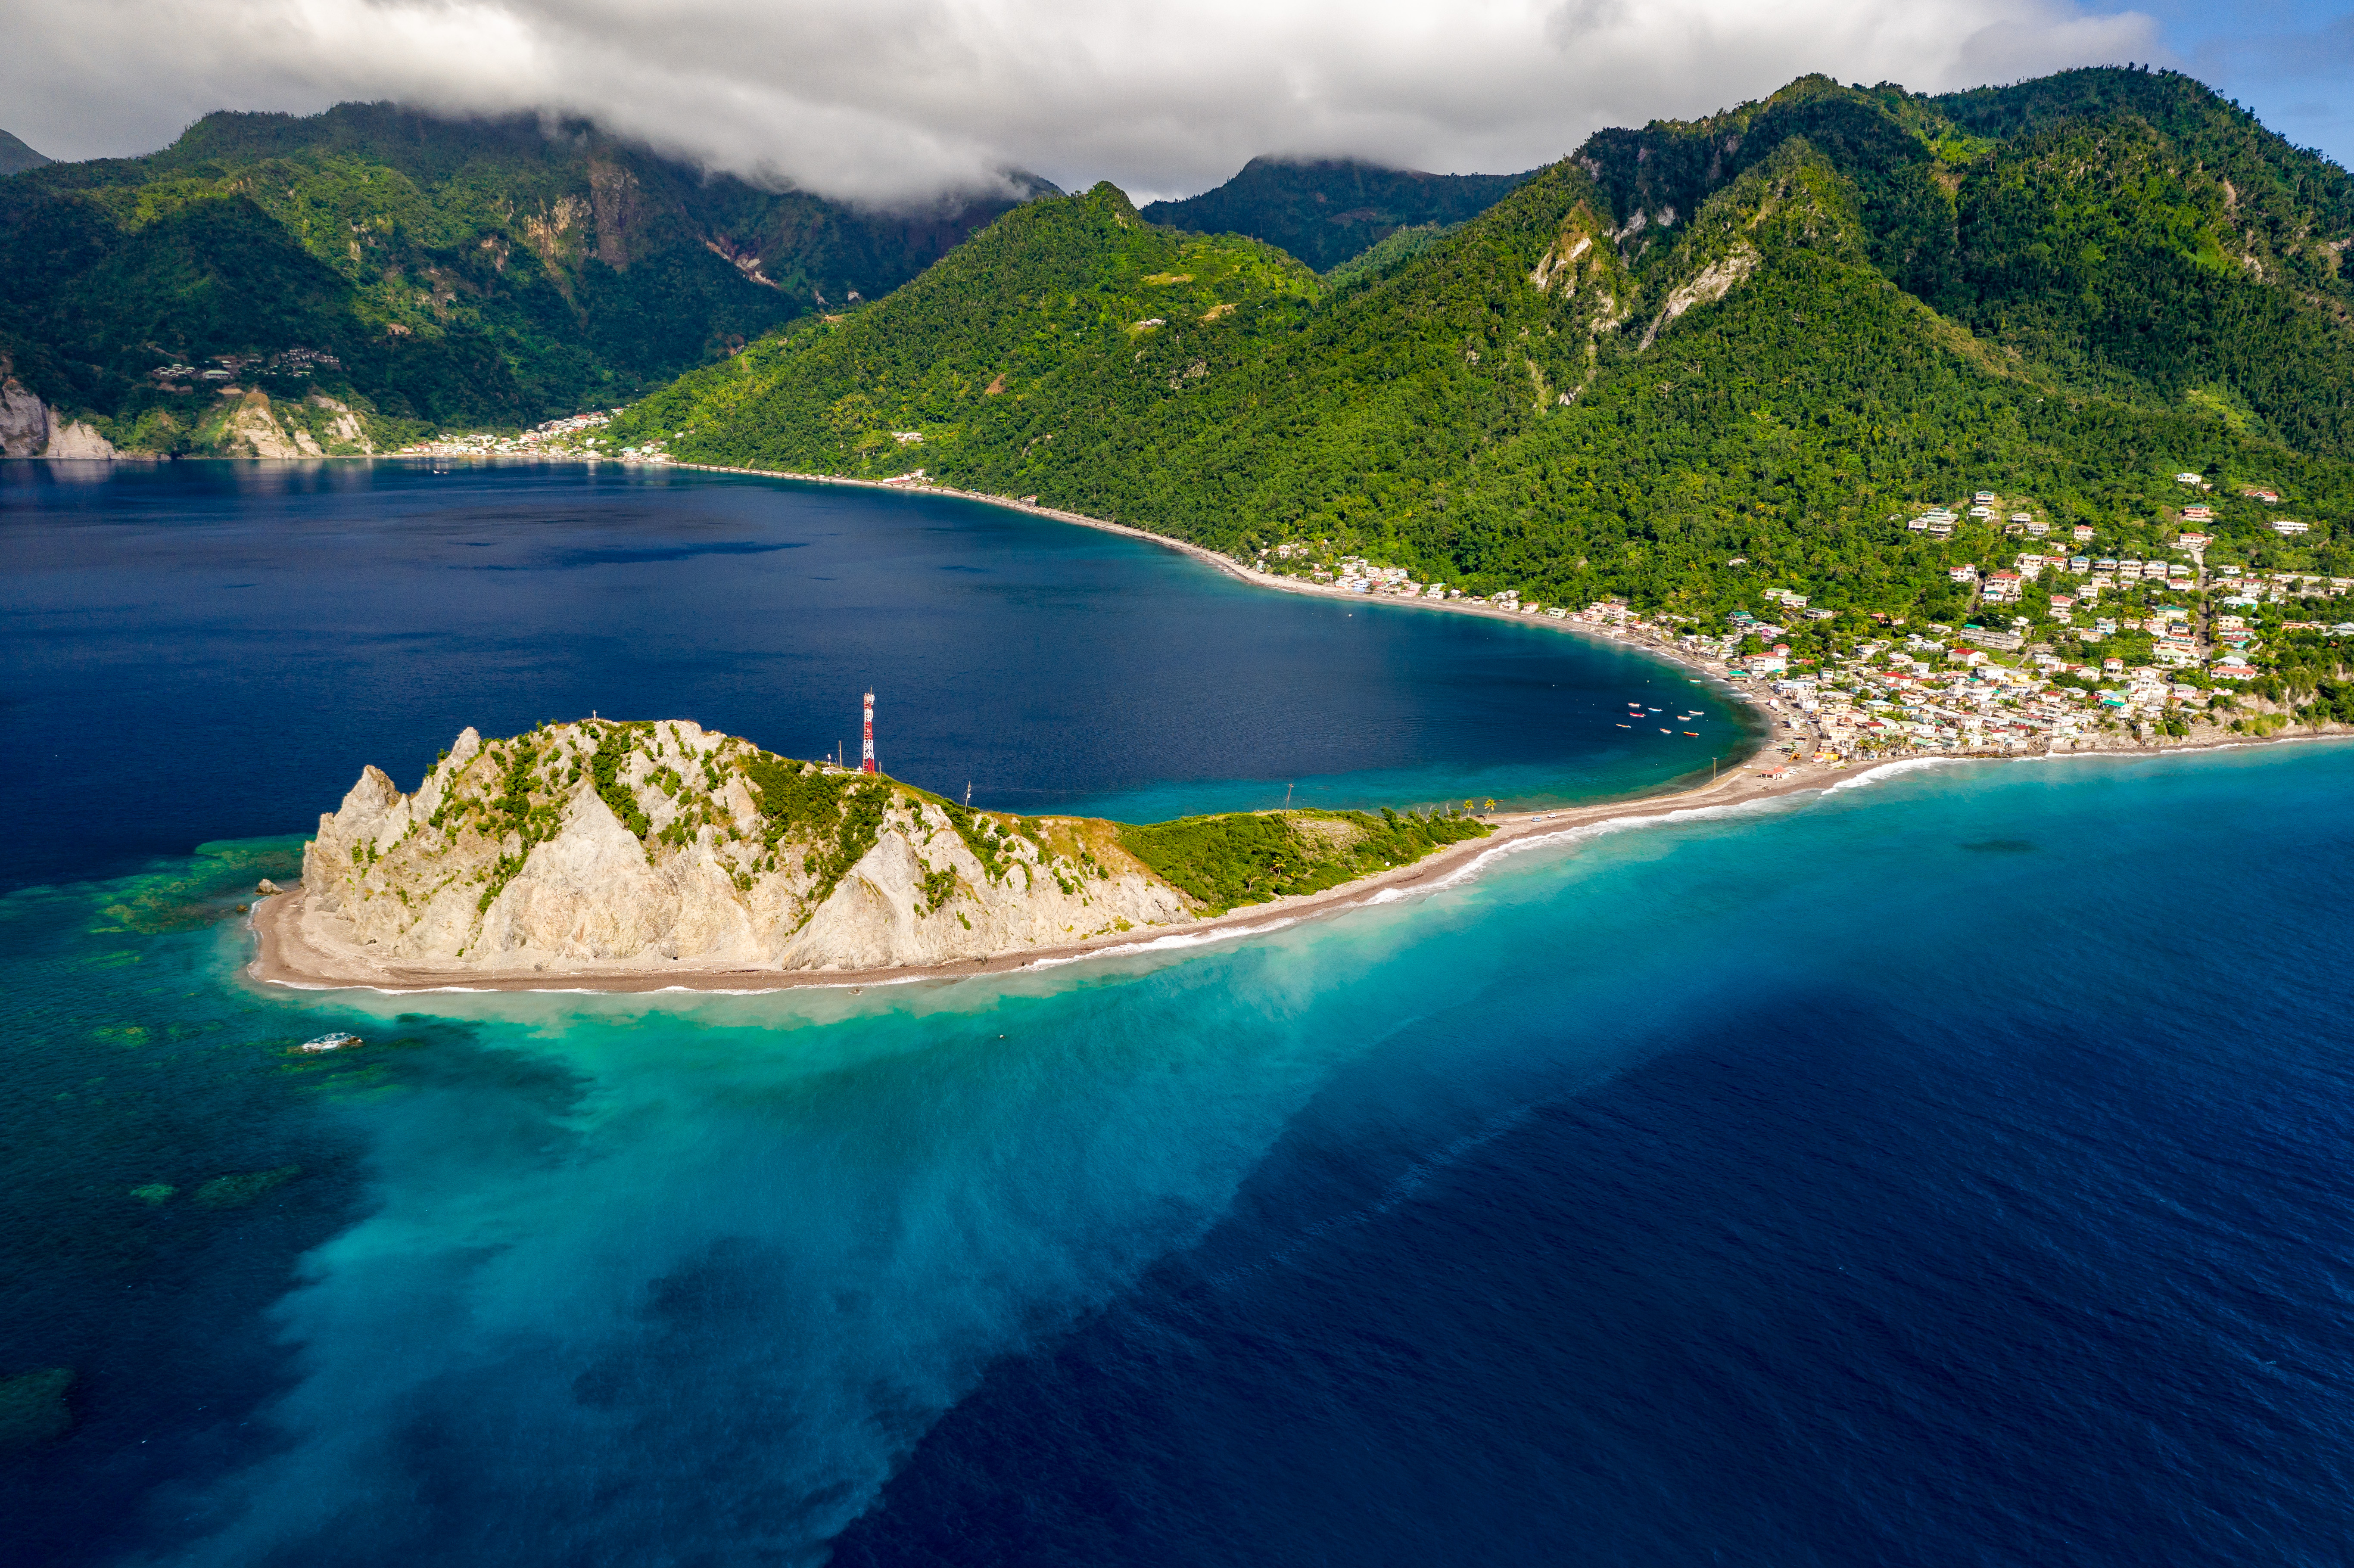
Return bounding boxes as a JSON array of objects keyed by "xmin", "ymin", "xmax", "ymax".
[{"xmin": 860, "ymin": 690, "xmax": 876, "ymax": 774}]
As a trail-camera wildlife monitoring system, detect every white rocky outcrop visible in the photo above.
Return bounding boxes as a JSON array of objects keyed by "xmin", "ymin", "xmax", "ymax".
[
  {"xmin": 223, "ymin": 391, "xmax": 321, "ymax": 458},
  {"xmin": 308, "ymin": 393, "xmax": 374, "ymax": 452},
  {"xmin": 1638, "ymin": 240, "xmax": 1759, "ymax": 352},
  {"xmin": 44, "ymin": 419, "xmax": 117, "ymax": 458},
  {"xmin": 0, "ymin": 367, "xmax": 119, "ymax": 458},
  {"xmin": 290, "ymin": 719, "xmax": 1195, "ymax": 978},
  {"xmin": 0, "ymin": 373, "xmax": 50, "ymax": 457}
]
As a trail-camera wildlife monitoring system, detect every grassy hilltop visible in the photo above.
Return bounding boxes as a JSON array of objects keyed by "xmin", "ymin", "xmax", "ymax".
[
  {"xmin": 612, "ymin": 68, "xmax": 2354, "ymax": 645},
  {"xmin": 0, "ymin": 103, "xmax": 1045, "ymax": 451}
]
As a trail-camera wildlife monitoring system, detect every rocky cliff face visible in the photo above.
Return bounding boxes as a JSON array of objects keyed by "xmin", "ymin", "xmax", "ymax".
[
  {"xmin": 293, "ymin": 720, "xmax": 1194, "ymax": 976},
  {"xmin": 0, "ymin": 369, "xmax": 116, "ymax": 459},
  {"xmin": 215, "ymin": 390, "xmax": 375, "ymax": 457}
]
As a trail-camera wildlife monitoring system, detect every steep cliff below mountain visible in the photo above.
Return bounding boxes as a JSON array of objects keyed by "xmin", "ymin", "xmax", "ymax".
[{"xmin": 1, "ymin": 365, "xmax": 116, "ymax": 458}]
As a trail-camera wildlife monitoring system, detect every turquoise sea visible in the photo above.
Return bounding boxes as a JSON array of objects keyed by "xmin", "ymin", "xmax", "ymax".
[{"xmin": 7, "ymin": 464, "xmax": 2354, "ymax": 1566}]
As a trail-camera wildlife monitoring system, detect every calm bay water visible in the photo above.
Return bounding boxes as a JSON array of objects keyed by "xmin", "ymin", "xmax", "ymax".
[
  {"xmin": 6, "ymin": 464, "xmax": 2354, "ymax": 1568},
  {"xmin": 0, "ymin": 460, "xmax": 1737, "ymax": 893}
]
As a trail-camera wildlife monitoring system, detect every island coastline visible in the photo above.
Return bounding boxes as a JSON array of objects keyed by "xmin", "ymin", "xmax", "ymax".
[
  {"xmin": 234, "ymin": 454, "xmax": 2342, "ymax": 997},
  {"xmin": 246, "ymin": 756, "xmax": 1802, "ymax": 995},
  {"xmin": 246, "ymin": 726, "xmax": 2338, "ymax": 997}
]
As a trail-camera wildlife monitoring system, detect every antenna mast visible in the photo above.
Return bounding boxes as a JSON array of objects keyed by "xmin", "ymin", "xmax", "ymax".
[{"xmin": 861, "ymin": 691, "xmax": 876, "ymax": 774}]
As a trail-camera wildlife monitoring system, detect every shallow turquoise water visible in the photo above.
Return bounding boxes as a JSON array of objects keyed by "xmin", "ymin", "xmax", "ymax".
[{"xmin": 12, "ymin": 744, "xmax": 2354, "ymax": 1565}]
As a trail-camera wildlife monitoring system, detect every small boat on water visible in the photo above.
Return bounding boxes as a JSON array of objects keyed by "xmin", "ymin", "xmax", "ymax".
[{"xmin": 298, "ymin": 1033, "xmax": 362, "ymax": 1053}]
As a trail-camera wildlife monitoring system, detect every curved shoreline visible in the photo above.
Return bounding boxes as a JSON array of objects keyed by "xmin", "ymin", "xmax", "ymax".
[
  {"xmin": 241, "ymin": 454, "xmax": 2338, "ymax": 997},
  {"xmin": 246, "ymin": 755, "xmax": 1814, "ymax": 996},
  {"xmin": 244, "ymin": 731, "xmax": 2342, "ymax": 997},
  {"xmin": 404, "ymin": 449, "xmax": 1759, "ymax": 712},
  {"xmin": 657, "ymin": 459, "xmax": 1759, "ymax": 699},
  {"xmin": 242, "ymin": 456, "xmax": 1778, "ymax": 996}
]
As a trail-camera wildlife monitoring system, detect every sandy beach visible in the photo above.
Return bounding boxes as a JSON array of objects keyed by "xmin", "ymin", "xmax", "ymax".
[{"xmin": 248, "ymin": 751, "xmax": 1823, "ymax": 995}]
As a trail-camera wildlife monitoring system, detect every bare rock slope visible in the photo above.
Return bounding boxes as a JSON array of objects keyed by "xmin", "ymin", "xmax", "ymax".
[{"xmin": 292, "ymin": 719, "xmax": 1193, "ymax": 978}]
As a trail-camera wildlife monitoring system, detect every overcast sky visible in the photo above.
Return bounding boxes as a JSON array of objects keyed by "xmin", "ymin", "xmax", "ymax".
[{"xmin": 5, "ymin": 0, "xmax": 2348, "ymax": 205}]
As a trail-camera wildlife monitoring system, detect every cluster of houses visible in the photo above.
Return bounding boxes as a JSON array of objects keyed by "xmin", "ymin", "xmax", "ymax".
[
  {"xmin": 149, "ymin": 348, "xmax": 346, "ymax": 395},
  {"xmin": 1264, "ymin": 549, "xmax": 1576, "ymax": 618},
  {"xmin": 1255, "ymin": 527, "xmax": 2353, "ymax": 763},
  {"xmin": 1724, "ymin": 636, "xmax": 2221, "ymax": 756},
  {"xmin": 399, "ymin": 411, "xmax": 626, "ymax": 458},
  {"xmin": 1566, "ymin": 602, "xmax": 2193, "ymax": 756},
  {"xmin": 1569, "ymin": 591, "xmax": 2346, "ymax": 759}
]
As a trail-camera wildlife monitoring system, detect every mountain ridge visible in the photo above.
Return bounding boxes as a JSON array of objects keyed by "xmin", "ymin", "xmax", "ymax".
[
  {"xmin": 611, "ymin": 67, "xmax": 2354, "ymax": 669},
  {"xmin": 0, "ymin": 102, "xmax": 1052, "ymax": 453}
]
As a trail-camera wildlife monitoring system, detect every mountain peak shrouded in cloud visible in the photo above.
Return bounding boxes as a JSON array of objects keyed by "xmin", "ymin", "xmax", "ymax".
[
  {"xmin": 0, "ymin": 129, "xmax": 52, "ymax": 176},
  {"xmin": 4, "ymin": 0, "xmax": 2165, "ymax": 207},
  {"xmin": 0, "ymin": 101, "xmax": 1049, "ymax": 450}
]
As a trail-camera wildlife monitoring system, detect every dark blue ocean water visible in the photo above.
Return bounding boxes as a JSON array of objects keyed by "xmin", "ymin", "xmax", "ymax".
[
  {"xmin": 6, "ymin": 465, "xmax": 2354, "ymax": 1568},
  {"xmin": 0, "ymin": 460, "xmax": 1735, "ymax": 893}
]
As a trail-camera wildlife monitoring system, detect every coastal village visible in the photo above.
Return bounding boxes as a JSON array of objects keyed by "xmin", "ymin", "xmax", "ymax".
[
  {"xmin": 396, "ymin": 410, "xmax": 626, "ymax": 458},
  {"xmin": 383, "ymin": 436, "xmax": 2349, "ymax": 765},
  {"xmin": 1243, "ymin": 477, "xmax": 2350, "ymax": 764}
]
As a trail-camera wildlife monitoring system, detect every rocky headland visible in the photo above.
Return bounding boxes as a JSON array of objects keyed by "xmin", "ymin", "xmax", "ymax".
[{"xmin": 257, "ymin": 719, "xmax": 1489, "ymax": 989}]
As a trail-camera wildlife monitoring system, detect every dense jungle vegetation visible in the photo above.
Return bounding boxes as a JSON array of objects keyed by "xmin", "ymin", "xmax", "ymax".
[
  {"xmin": 612, "ymin": 68, "xmax": 2354, "ymax": 630},
  {"xmin": 0, "ymin": 103, "xmax": 1042, "ymax": 449},
  {"xmin": 1118, "ymin": 809, "xmax": 1490, "ymax": 913},
  {"xmin": 1140, "ymin": 156, "xmax": 1533, "ymax": 271}
]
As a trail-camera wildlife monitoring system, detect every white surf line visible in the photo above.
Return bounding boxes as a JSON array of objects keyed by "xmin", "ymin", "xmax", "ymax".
[
  {"xmin": 1023, "ymin": 916, "xmax": 1302, "ymax": 970},
  {"xmin": 1818, "ymin": 755, "xmax": 1973, "ymax": 794},
  {"xmin": 1421, "ymin": 794, "xmax": 1798, "ymax": 895}
]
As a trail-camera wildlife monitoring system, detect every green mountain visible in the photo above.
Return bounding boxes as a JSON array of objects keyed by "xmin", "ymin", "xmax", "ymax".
[
  {"xmin": 1140, "ymin": 156, "xmax": 1532, "ymax": 271},
  {"xmin": 0, "ymin": 129, "xmax": 50, "ymax": 177},
  {"xmin": 614, "ymin": 68, "xmax": 2354, "ymax": 649},
  {"xmin": 0, "ymin": 102, "xmax": 1049, "ymax": 452}
]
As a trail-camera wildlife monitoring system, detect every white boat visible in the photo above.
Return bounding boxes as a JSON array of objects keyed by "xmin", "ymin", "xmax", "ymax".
[{"xmin": 298, "ymin": 1032, "xmax": 362, "ymax": 1053}]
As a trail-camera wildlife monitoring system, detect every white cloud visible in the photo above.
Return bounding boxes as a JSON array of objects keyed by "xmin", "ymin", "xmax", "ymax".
[{"xmin": 4, "ymin": 0, "xmax": 2165, "ymax": 205}]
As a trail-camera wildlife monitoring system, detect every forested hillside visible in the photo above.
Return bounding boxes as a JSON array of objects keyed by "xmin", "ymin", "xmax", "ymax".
[
  {"xmin": 613, "ymin": 68, "xmax": 2354, "ymax": 647},
  {"xmin": 1140, "ymin": 156, "xmax": 1532, "ymax": 271},
  {"xmin": 0, "ymin": 103, "xmax": 1047, "ymax": 451}
]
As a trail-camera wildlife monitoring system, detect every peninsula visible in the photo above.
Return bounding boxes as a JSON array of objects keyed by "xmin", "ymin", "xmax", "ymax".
[{"xmin": 253, "ymin": 719, "xmax": 1490, "ymax": 990}]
